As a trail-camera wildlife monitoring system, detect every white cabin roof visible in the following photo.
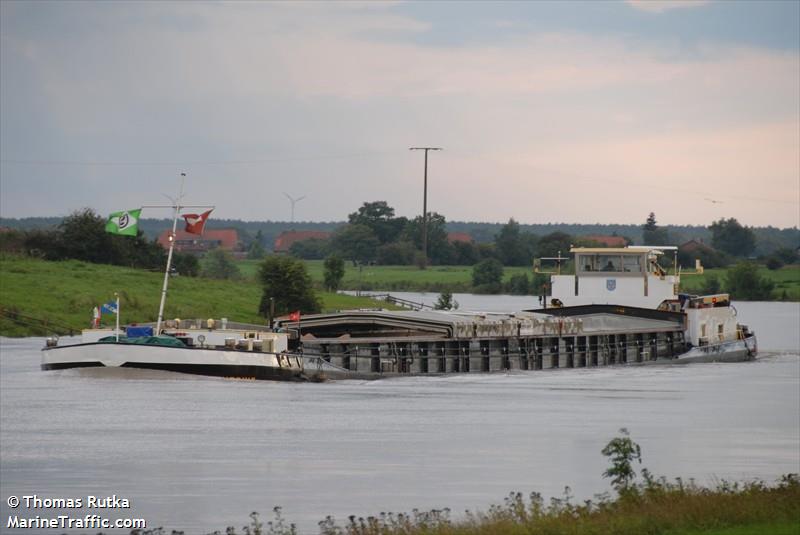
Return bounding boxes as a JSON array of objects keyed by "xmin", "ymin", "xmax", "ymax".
[{"xmin": 569, "ymin": 246, "xmax": 678, "ymax": 255}]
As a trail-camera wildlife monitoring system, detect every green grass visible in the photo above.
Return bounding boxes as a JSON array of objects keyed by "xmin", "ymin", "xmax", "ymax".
[
  {"xmin": 239, "ymin": 259, "xmax": 537, "ymax": 292},
  {"xmin": 0, "ymin": 255, "xmax": 392, "ymax": 337},
  {"xmin": 679, "ymin": 265, "xmax": 800, "ymax": 300},
  {"xmin": 189, "ymin": 476, "xmax": 800, "ymax": 535},
  {"xmin": 669, "ymin": 521, "xmax": 800, "ymax": 535},
  {"xmin": 238, "ymin": 258, "xmax": 800, "ymax": 299}
]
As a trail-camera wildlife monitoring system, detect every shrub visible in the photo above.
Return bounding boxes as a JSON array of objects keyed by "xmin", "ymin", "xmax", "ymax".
[
  {"xmin": 258, "ymin": 255, "xmax": 321, "ymax": 316},
  {"xmin": 505, "ymin": 273, "xmax": 531, "ymax": 295},
  {"xmin": 725, "ymin": 262, "xmax": 775, "ymax": 300},
  {"xmin": 199, "ymin": 249, "xmax": 240, "ymax": 280},
  {"xmin": 323, "ymin": 255, "xmax": 345, "ymax": 291},
  {"xmin": 472, "ymin": 258, "xmax": 503, "ymax": 287}
]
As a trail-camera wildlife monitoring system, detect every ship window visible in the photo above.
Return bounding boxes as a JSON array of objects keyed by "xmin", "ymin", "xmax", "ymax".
[
  {"xmin": 622, "ymin": 255, "xmax": 642, "ymax": 273},
  {"xmin": 597, "ymin": 255, "xmax": 622, "ymax": 272}
]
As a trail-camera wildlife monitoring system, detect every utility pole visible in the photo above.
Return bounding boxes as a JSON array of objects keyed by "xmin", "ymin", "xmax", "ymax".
[
  {"xmin": 409, "ymin": 147, "xmax": 442, "ymax": 267},
  {"xmin": 283, "ymin": 192, "xmax": 306, "ymax": 224}
]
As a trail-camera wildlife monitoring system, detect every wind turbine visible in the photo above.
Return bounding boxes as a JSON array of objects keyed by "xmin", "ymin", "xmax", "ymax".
[{"xmin": 283, "ymin": 192, "xmax": 306, "ymax": 223}]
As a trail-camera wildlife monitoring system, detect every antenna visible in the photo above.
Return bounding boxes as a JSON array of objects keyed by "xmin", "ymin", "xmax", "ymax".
[{"xmin": 283, "ymin": 192, "xmax": 306, "ymax": 223}]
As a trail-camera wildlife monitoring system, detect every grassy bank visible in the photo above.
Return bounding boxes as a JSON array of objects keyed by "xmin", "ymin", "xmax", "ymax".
[
  {"xmin": 238, "ymin": 259, "xmax": 800, "ymax": 300},
  {"xmin": 679, "ymin": 265, "xmax": 800, "ymax": 300},
  {"xmin": 0, "ymin": 255, "xmax": 390, "ymax": 337},
  {"xmin": 129, "ymin": 475, "xmax": 799, "ymax": 535},
  {"xmin": 239, "ymin": 260, "xmax": 540, "ymax": 293}
]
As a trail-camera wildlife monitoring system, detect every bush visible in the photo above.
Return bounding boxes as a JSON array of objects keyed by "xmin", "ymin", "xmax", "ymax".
[
  {"xmin": 505, "ymin": 272, "xmax": 531, "ymax": 295},
  {"xmin": 434, "ymin": 291, "xmax": 457, "ymax": 310},
  {"xmin": 725, "ymin": 262, "xmax": 775, "ymax": 300},
  {"xmin": 472, "ymin": 258, "xmax": 503, "ymax": 287},
  {"xmin": 376, "ymin": 241, "xmax": 416, "ymax": 265},
  {"xmin": 289, "ymin": 237, "xmax": 329, "ymax": 260},
  {"xmin": 258, "ymin": 255, "xmax": 321, "ymax": 316},
  {"xmin": 765, "ymin": 256, "xmax": 784, "ymax": 270},
  {"xmin": 323, "ymin": 255, "xmax": 345, "ymax": 291},
  {"xmin": 698, "ymin": 274, "xmax": 721, "ymax": 295},
  {"xmin": 200, "ymin": 249, "xmax": 240, "ymax": 280}
]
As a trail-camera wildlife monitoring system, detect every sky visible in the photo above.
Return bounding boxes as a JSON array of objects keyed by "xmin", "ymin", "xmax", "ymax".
[{"xmin": 1, "ymin": 0, "xmax": 798, "ymax": 228}]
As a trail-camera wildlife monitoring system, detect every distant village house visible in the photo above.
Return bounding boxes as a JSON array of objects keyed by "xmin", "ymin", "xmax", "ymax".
[
  {"xmin": 157, "ymin": 229, "xmax": 241, "ymax": 255},
  {"xmin": 273, "ymin": 230, "xmax": 332, "ymax": 253},
  {"xmin": 581, "ymin": 235, "xmax": 628, "ymax": 248}
]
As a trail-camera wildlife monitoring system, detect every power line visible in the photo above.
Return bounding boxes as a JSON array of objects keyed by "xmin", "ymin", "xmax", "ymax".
[{"xmin": 0, "ymin": 150, "xmax": 398, "ymax": 167}]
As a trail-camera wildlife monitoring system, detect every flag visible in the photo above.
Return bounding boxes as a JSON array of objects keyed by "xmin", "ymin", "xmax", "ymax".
[
  {"xmin": 101, "ymin": 301, "xmax": 118, "ymax": 315},
  {"xmin": 182, "ymin": 209, "xmax": 213, "ymax": 235},
  {"xmin": 105, "ymin": 208, "xmax": 142, "ymax": 236},
  {"xmin": 288, "ymin": 310, "xmax": 300, "ymax": 322},
  {"xmin": 92, "ymin": 306, "xmax": 101, "ymax": 328}
]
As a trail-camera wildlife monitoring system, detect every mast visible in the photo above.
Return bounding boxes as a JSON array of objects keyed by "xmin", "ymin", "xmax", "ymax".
[{"xmin": 155, "ymin": 173, "xmax": 186, "ymax": 334}]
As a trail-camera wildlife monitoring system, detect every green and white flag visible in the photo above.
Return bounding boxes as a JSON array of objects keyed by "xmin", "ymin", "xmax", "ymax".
[{"xmin": 105, "ymin": 208, "xmax": 141, "ymax": 236}]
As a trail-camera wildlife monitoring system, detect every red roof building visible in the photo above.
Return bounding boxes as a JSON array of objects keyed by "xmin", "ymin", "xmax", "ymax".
[
  {"xmin": 582, "ymin": 235, "xmax": 627, "ymax": 248},
  {"xmin": 274, "ymin": 230, "xmax": 331, "ymax": 253},
  {"xmin": 447, "ymin": 232, "xmax": 474, "ymax": 244},
  {"xmin": 157, "ymin": 229, "xmax": 240, "ymax": 254}
]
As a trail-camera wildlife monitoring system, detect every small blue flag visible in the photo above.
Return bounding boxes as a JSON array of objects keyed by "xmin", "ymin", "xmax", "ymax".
[{"xmin": 101, "ymin": 301, "xmax": 118, "ymax": 315}]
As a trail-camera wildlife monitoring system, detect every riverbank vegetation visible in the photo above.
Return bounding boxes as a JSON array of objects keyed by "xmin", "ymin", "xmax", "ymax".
[
  {"xmin": 236, "ymin": 259, "xmax": 800, "ymax": 300},
  {"xmin": 129, "ymin": 430, "xmax": 799, "ymax": 535},
  {"xmin": 0, "ymin": 255, "xmax": 391, "ymax": 337}
]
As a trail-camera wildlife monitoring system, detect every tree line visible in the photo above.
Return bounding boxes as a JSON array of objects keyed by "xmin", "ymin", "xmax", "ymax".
[
  {"xmin": 286, "ymin": 203, "xmax": 798, "ymax": 271},
  {"xmin": 0, "ymin": 208, "xmax": 202, "ymax": 275}
]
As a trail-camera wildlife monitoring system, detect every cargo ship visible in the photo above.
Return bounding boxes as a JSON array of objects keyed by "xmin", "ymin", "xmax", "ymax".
[{"xmin": 42, "ymin": 245, "xmax": 756, "ymax": 381}]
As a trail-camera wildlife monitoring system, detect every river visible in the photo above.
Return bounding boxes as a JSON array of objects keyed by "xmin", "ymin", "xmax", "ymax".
[{"xmin": 1, "ymin": 298, "xmax": 798, "ymax": 534}]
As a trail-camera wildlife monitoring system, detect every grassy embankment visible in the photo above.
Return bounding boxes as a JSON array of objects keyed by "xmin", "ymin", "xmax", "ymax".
[
  {"xmin": 238, "ymin": 260, "xmax": 800, "ymax": 300},
  {"xmin": 155, "ymin": 475, "xmax": 800, "ymax": 535},
  {"xmin": 0, "ymin": 255, "xmax": 392, "ymax": 337},
  {"xmin": 239, "ymin": 260, "xmax": 539, "ymax": 293},
  {"xmin": 679, "ymin": 265, "xmax": 800, "ymax": 300}
]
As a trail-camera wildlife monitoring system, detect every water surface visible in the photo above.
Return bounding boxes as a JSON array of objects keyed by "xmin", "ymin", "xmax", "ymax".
[{"xmin": 1, "ymin": 300, "xmax": 798, "ymax": 533}]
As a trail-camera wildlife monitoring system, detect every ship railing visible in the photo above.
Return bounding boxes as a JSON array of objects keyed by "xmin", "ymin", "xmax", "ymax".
[{"xmin": 354, "ymin": 293, "xmax": 435, "ymax": 311}]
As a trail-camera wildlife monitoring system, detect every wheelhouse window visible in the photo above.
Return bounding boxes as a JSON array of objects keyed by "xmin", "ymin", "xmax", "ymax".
[{"xmin": 577, "ymin": 253, "xmax": 644, "ymax": 274}]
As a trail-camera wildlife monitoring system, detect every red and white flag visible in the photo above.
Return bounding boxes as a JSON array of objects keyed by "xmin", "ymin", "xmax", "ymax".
[
  {"xmin": 182, "ymin": 209, "xmax": 213, "ymax": 235},
  {"xmin": 288, "ymin": 310, "xmax": 301, "ymax": 322}
]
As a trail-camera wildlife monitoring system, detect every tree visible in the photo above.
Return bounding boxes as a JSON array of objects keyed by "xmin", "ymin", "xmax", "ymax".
[
  {"xmin": 495, "ymin": 218, "xmax": 537, "ymax": 267},
  {"xmin": 725, "ymin": 261, "xmax": 774, "ymax": 300},
  {"xmin": 200, "ymin": 249, "xmax": 240, "ymax": 280},
  {"xmin": 330, "ymin": 224, "xmax": 380, "ymax": 265},
  {"xmin": 258, "ymin": 255, "xmax": 321, "ymax": 317},
  {"xmin": 376, "ymin": 241, "xmax": 416, "ymax": 265},
  {"xmin": 172, "ymin": 252, "xmax": 199, "ymax": 277},
  {"xmin": 697, "ymin": 274, "xmax": 721, "ymax": 295},
  {"xmin": 505, "ymin": 272, "xmax": 531, "ymax": 295},
  {"xmin": 323, "ymin": 255, "xmax": 345, "ymax": 291},
  {"xmin": 537, "ymin": 232, "xmax": 573, "ymax": 259},
  {"xmin": 452, "ymin": 240, "xmax": 480, "ymax": 265},
  {"xmin": 642, "ymin": 212, "xmax": 670, "ymax": 246},
  {"xmin": 710, "ymin": 218, "xmax": 756, "ymax": 257},
  {"xmin": 772, "ymin": 247, "xmax": 799, "ymax": 265},
  {"xmin": 531, "ymin": 272, "xmax": 550, "ymax": 297},
  {"xmin": 247, "ymin": 230, "xmax": 266, "ymax": 260},
  {"xmin": 289, "ymin": 237, "xmax": 330, "ymax": 260},
  {"xmin": 434, "ymin": 291, "xmax": 458, "ymax": 310},
  {"xmin": 348, "ymin": 201, "xmax": 407, "ymax": 244},
  {"xmin": 602, "ymin": 428, "xmax": 642, "ymax": 493},
  {"xmin": 472, "ymin": 258, "xmax": 504, "ymax": 293},
  {"xmin": 59, "ymin": 208, "xmax": 115, "ymax": 264},
  {"xmin": 402, "ymin": 212, "xmax": 454, "ymax": 265}
]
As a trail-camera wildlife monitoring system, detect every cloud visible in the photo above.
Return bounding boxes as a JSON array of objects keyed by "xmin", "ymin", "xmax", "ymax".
[
  {"xmin": 626, "ymin": 1, "xmax": 711, "ymax": 14},
  {"xmin": 1, "ymin": 2, "xmax": 797, "ymax": 228}
]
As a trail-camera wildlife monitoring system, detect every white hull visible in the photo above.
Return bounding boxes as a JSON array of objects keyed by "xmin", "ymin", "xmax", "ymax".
[
  {"xmin": 42, "ymin": 342, "xmax": 304, "ymax": 381},
  {"xmin": 675, "ymin": 336, "xmax": 757, "ymax": 364}
]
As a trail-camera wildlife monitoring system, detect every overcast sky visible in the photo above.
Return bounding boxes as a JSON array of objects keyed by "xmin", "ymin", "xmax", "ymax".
[{"xmin": 1, "ymin": 0, "xmax": 798, "ymax": 228}]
